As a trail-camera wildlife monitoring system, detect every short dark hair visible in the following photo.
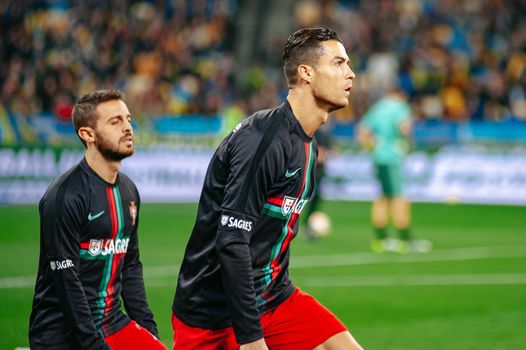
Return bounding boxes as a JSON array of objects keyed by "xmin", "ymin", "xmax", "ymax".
[
  {"xmin": 72, "ymin": 89, "xmax": 123, "ymax": 146},
  {"xmin": 282, "ymin": 27, "xmax": 342, "ymax": 87}
]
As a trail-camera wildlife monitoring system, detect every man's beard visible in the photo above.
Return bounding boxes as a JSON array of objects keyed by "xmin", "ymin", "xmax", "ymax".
[{"xmin": 95, "ymin": 133, "xmax": 134, "ymax": 161}]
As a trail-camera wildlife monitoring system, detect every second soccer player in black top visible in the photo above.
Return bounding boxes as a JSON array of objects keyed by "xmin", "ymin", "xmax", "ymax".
[{"xmin": 29, "ymin": 90, "xmax": 166, "ymax": 350}]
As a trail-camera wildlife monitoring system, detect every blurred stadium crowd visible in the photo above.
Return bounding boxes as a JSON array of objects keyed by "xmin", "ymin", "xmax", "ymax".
[
  {"xmin": 0, "ymin": 0, "xmax": 525, "ymax": 142},
  {"xmin": 1, "ymin": 0, "xmax": 238, "ymax": 120}
]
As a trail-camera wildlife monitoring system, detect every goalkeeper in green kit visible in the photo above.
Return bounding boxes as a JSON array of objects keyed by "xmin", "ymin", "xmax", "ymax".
[{"xmin": 358, "ymin": 87, "xmax": 431, "ymax": 254}]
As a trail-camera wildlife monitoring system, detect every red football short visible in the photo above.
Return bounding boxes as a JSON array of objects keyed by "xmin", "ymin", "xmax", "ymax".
[
  {"xmin": 172, "ymin": 288, "xmax": 348, "ymax": 350},
  {"xmin": 105, "ymin": 320, "xmax": 168, "ymax": 350}
]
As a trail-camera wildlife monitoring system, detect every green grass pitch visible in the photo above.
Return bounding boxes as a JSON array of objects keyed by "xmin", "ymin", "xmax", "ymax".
[{"xmin": 0, "ymin": 201, "xmax": 525, "ymax": 349}]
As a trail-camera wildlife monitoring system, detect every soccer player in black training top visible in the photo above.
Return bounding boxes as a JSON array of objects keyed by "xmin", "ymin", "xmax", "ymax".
[
  {"xmin": 29, "ymin": 90, "xmax": 167, "ymax": 350},
  {"xmin": 172, "ymin": 28, "xmax": 363, "ymax": 350}
]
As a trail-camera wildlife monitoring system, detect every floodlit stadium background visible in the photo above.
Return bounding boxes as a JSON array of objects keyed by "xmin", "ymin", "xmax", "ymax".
[{"xmin": 1, "ymin": 1, "xmax": 525, "ymax": 349}]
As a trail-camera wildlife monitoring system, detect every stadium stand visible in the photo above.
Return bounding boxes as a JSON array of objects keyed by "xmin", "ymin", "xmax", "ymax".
[{"xmin": 0, "ymin": 0, "xmax": 525, "ymax": 146}]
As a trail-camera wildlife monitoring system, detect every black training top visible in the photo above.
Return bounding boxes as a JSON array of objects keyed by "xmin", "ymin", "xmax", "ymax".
[
  {"xmin": 29, "ymin": 158, "xmax": 158, "ymax": 350},
  {"xmin": 172, "ymin": 100, "xmax": 318, "ymax": 344}
]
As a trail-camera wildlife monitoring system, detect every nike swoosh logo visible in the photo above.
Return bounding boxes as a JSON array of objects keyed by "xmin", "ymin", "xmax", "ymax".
[
  {"xmin": 88, "ymin": 211, "xmax": 105, "ymax": 221},
  {"xmin": 285, "ymin": 168, "xmax": 302, "ymax": 178}
]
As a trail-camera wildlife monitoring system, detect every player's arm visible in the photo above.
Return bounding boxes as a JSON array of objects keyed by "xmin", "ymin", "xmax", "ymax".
[
  {"xmin": 121, "ymin": 196, "xmax": 160, "ymax": 339},
  {"xmin": 41, "ymin": 190, "xmax": 111, "ymax": 350},
  {"xmin": 397, "ymin": 104, "xmax": 413, "ymax": 155},
  {"xmin": 357, "ymin": 124, "xmax": 374, "ymax": 151},
  {"xmin": 215, "ymin": 118, "xmax": 282, "ymax": 345},
  {"xmin": 399, "ymin": 118, "xmax": 412, "ymax": 139}
]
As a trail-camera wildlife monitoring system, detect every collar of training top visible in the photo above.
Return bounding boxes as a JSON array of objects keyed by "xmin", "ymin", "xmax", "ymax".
[
  {"xmin": 80, "ymin": 157, "xmax": 121, "ymax": 187},
  {"xmin": 278, "ymin": 100, "xmax": 312, "ymax": 142}
]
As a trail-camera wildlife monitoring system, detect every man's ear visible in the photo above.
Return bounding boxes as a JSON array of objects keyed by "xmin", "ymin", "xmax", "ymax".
[
  {"xmin": 78, "ymin": 126, "xmax": 95, "ymax": 145},
  {"xmin": 297, "ymin": 64, "xmax": 313, "ymax": 84}
]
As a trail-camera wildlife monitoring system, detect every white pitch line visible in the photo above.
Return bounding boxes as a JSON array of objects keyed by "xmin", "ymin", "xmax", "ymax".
[
  {"xmin": 141, "ymin": 244, "xmax": 526, "ymax": 278},
  {"xmin": 0, "ymin": 276, "xmax": 36, "ymax": 289},
  {"xmin": 1, "ymin": 245, "xmax": 525, "ymax": 289},
  {"xmin": 290, "ymin": 245, "xmax": 526, "ymax": 269}
]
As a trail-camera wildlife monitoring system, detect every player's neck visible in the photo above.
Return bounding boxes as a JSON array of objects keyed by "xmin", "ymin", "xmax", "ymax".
[
  {"xmin": 287, "ymin": 90, "xmax": 328, "ymax": 137},
  {"xmin": 85, "ymin": 149, "xmax": 121, "ymax": 184}
]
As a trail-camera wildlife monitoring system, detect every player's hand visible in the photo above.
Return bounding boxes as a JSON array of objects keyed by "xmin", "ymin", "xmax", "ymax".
[{"xmin": 240, "ymin": 338, "xmax": 269, "ymax": 350}]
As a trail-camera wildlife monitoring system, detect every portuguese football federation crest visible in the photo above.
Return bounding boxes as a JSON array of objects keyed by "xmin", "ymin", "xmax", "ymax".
[
  {"xmin": 88, "ymin": 239, "xmax": 103, "ymax": 256},
  {"xmin": 129, "ymin": 201, "xmax": 137, "ymax": 225},
  {"xmin": 281, "ymin": 196, "xmax": 296, "ymax": 216}
]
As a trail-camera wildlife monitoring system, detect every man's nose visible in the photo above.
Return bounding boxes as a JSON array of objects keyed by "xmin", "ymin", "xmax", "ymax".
[
  {"xmin": 124, "ymin": 120, "xmax": 133, "ymax": 132},
  {"xmin": 347, "ymin": 66, "xmax": 356, "ymax": 80}
]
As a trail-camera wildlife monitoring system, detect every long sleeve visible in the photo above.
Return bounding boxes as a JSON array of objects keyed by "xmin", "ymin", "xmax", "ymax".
[
  {"xmin": 121, "ymin": 208, "xmax": 159, "ymax": 339},
  {"xmin": 215, "ymin": 115, "xmax": 284, "ymax": 344},
  {"xmin": 41, "ymin": 189, "xmax": 110, "ymax": 350}
]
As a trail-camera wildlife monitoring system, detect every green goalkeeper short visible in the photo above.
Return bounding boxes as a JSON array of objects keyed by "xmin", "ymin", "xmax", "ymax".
[{"xmin": 375, "ymin": 164, "xmax": 404, "ymax": 198}]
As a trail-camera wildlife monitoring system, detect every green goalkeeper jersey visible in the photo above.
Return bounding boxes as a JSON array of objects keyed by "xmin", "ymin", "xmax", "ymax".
[{"xmin": 361, "ymin": 96, "xmax": 411, "ymax": 165}]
